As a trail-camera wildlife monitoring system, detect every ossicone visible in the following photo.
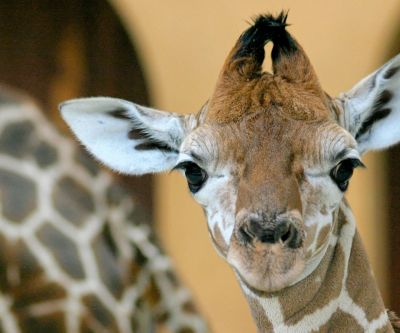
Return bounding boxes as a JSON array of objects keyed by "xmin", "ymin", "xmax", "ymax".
[{"xmin": 219, "ymin": 11, "xmax": 322, "ymax": 91}]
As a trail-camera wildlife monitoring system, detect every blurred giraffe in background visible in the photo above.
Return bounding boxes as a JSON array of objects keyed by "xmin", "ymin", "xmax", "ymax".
[{"xmin": 0, "ymin": 87, "xmax": 209, "ymax": 333}]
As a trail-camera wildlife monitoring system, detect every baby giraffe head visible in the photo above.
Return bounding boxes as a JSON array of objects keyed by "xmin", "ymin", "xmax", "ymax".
[{"xmin": 60, "ymin": 13, "xmax": 400, "ymax": 293}]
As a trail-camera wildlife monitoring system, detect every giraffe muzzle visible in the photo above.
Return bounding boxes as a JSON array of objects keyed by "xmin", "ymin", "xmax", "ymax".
[
  {"xmin": 228, "ymin": 211, "xmax": 306, "ymax": 292},
  {"xmin": 238, "ymin": 216, "xmax": 303, "ymax": 249}
]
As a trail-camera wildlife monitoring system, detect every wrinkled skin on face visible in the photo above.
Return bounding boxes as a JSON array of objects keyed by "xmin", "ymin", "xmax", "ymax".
[{"xmin": 178, "ymin": 100, "xmax": 358, "ymax": 292}]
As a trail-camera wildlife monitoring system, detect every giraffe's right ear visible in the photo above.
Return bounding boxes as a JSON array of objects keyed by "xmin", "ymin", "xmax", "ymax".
[{"xmin": 60, "ymin": 97, "xmax": 190, "ymax": 175}]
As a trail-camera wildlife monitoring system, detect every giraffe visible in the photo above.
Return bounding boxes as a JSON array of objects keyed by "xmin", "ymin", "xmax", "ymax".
[
  {"xmin": 60, "ymin": 12, "xmax": 400, "ymax": 332},
  {"xmin": 0, "ymin": 86, "xmax": 210, "ymax": 333}
]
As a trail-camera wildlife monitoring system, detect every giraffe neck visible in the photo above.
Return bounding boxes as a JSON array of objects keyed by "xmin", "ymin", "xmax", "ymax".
[{"xmin": 239, "ymin": 201, "xmax": 392, "ymax": 333}]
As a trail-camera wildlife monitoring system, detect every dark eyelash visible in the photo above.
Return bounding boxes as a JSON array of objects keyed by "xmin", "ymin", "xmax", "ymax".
[
  {"xmin": 173, "ymin": 161, "xmax": 208, "ymax": 193},
  {"xmin": 330, "ymin": 158, "xmax": 364, "ymax": 191},
  {"xmin": 172, "ymin": 161, "xmax": 193, "ymax": 171}
]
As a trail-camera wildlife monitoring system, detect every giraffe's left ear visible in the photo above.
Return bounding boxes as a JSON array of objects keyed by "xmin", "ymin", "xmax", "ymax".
[{"xmin": 336, "ymin": 54, "xmax": 400, "ymax": 154}]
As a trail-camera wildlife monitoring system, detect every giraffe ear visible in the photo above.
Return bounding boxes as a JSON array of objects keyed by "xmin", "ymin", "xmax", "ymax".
[
  {"xmin": 59, "ymin": 97, "xmax": 188, "ymax": 175},
  {"xmin": 337, "ymin": 54, "xmax": 400, "ymax": 154}
]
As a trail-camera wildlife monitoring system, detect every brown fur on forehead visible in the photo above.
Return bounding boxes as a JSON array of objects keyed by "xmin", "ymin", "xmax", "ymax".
[
  {"xmin": 214, "ymin": 110, "xmax": 328, "ymax": 161},
  {"xmin": 214, "ymin": 106, "xmax": 353, "ymax": 172},
  {"xmin": 206, "ymin": 75, "xmax": 331, "ymax": 125}
]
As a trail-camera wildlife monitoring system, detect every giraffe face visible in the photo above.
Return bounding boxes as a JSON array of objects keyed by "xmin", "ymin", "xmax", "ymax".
[
  {"xmin": 61, "ymin": 14, "xmax": 400, "ymax": 295},
  {"xmin": 175, "ymin": 101, "xmax": 361, "ymax": 291}
]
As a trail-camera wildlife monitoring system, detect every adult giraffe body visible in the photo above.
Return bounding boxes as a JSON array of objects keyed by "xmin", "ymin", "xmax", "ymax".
[
  {"xmin": 0, "ymin": 88, "xmax": 209, "ymax": 333},
  {"xmin": 61, "ymin": 13, "xmax": 400, "ymax": 332}
]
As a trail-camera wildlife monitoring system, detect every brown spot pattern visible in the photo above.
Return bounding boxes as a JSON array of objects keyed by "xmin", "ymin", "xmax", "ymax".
[
  {"xmin": 247, "ymin": 297, "xmax": 273, "ymax": 331},
  {"xmin": 0, "ymin": 236, "xmax": 43, "ymax": 293},
  {"xmin": 37, "ymin": 223, "xmax": 85, "ymax": 280},
  {"xmin": 279, "ymin": 243, "xmax": 344, "ymax": 324},
  {"xmin": 316, "ymin": 309, "xmax": 364, "ymax": 332},
  {"xmin": 53, "ymin": 176, "xmax": 95, "ymax": 226},
  {"xmin": 0, "ymin": 121, "xmax": 35, "ymax": 158},
  {"xmin": 82, "ymin": 295, "xmax": 119, "ymax": 330},
  {"xmin": 11, "ymin": 240, "xmax": 43, "ymax": 288},
  {"xmin": 0, "ymin": 168, "xmax": 37, "ymax": 223},
  {"xmin": 92, "ymin": 234, "xmax": 124, "ymax": 299},
  {"xmin": 12, "ymin": 281, "xmax": 66, "ymax": 312},
  {"xmin": 33, "ymin": 141, "xmax": 58, "ymax": 168},
  {"xmin": 106, "ymin": 183, "xmax": 126, "ymax": 206},
  {"xmin": 16, "ymin": 311, "xmax": 66, "ymax": 333},
  {"xmin": 346, "ymin": 232, "xmax": 387, "ymax": 322}
]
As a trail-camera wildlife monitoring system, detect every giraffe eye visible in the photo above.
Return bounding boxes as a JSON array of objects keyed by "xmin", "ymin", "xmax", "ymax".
[
  {"xmin": 175, "ymin": 161, "xmax": 208, "ymax": 193},
  {"xmin": 330, "ymin": 158, "xmax": 363, "ymax": 191}
]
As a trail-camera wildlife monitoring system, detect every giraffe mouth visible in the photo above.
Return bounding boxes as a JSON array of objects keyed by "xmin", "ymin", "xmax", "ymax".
[{"xmin": 227, "ymin": 239, "xmax": 306, "ymax": 292}]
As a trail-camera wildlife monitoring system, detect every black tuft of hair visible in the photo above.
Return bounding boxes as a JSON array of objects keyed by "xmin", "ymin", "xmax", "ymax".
[{"xmin": 234, "ymin": 11, "xmax": 297, "ymax": 66}]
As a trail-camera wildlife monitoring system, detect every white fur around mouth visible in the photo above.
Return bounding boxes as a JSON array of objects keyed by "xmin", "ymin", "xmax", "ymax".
[{"xmin": 228, "ymin": 245, "xmax": 306, "ymax": 292}]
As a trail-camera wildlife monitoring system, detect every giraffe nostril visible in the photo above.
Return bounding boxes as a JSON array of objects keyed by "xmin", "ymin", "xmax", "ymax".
[
  {"xmin": 274, "ymin": 221, "xmax": 290, "ymax": 243},
  {"xmin": 237, "ymin": 216, "xmax": 303, "ymax": 248},
  {"xmin": 249, "ymin": 218, "xmax": 276, "ymax": 243},
  {"xmin": 280, "ymin": 228, "xmax": 291, "ymax": 243},
  {"xmin": 238, "ymin": 225, "xmax": 254, "ymax": 243},
  {"xmin": 279, "ymin": 224, "xmax": 302, "ymax": 249}
]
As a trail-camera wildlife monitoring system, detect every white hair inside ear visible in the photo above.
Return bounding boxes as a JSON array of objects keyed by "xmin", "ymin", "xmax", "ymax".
[
  {"xmin": 59, "ymin": 97, "xmax": 189, "ymax": 175},
  {"xmin": 337, "ymin": 54, "xmax": 400, "ymax": 154}
]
